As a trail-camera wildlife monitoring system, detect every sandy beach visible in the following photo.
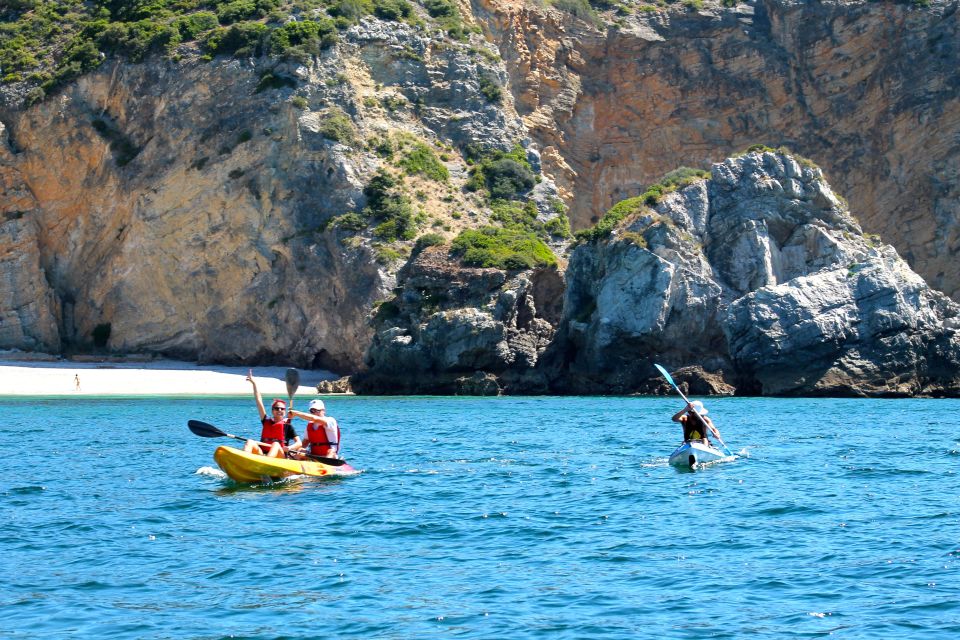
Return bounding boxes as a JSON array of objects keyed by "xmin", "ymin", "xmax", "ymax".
[{"xmin": 0, "ymin": 356, "xmax": 340, "ymax": 397}]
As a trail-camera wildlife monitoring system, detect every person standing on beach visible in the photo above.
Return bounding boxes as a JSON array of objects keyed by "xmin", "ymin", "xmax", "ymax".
[
  {"xmin": 243, "ymin": 369, "xmax": 301, "ymax": 458},
  {"xmin": 288, "ymin": 399, "xmax": 340, "ymax": 459},
  {"xmin": 74, "ymin": 374, "xmax": 81, "ymax": 392}
]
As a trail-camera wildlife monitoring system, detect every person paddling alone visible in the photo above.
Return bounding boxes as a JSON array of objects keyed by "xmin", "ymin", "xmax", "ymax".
[
  {"xmin": 288, "ymin": 399, "xmax": 340, "ymax": 459},
  {"xmin": 672, "ymin": 400, "xmax": 723, "ymax": 446},
  {"xmin": 243, "ymin": 369, "xmax": 302, "ymax": 458}
]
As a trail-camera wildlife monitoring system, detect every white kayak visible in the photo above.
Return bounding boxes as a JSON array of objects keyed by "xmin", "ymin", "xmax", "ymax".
[{"xmin": 668, "ymin": 441, "xmax": 731, "ymax": 468}]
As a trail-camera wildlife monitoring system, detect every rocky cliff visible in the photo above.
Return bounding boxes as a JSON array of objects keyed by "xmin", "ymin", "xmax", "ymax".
[
  {"xmin": 361, "ymin": 150, "xmax": 960, "ymax": 396},
  {"xmin": 353, "ymin": 245, "xmax": 564, "ymax": 394},
  {"xmin": 480, "ymin": 0, "xmax": 960, "ymax": 299},
  {"xmin": 1, "ymin": 1, "xmax": 959, "ymax": 397},
  {"xmin": 0, "ymin": 17, "xmax": 543, "ymax": 370},
  {"xmin": 558, "ymin": 150, "xmax": 960, "ymax": 396}
]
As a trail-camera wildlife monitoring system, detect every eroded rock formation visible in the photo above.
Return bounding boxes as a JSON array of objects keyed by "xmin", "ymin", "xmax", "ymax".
[
  {"xmin": 0, "ymin": 19, "xmax": 529, "ymax": 369},
  {"xmin": 558, "ymin": 150, "xmax": 960, "ymax": 396},
  {"xmin": 353, "ymin": 245, "xmax": 564, "ymax": 393},
  {"xmin": 479, "ymin": 0, "xmax": 960, "ymax": 299}
]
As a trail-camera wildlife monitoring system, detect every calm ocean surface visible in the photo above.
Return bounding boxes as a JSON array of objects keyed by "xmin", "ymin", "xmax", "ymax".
[{"xmin": 2, "ymin": 395, "xmax": 959, "ymax": 638}]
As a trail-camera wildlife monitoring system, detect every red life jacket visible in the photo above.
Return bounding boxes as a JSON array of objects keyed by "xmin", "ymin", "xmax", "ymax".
[
  {"xmin": 306, "ymin": 420, "xmax": 339, "ymax": 457},
  {"xmin": 260, "ymin": 418, "xmax": 288, "ymax": 445}
]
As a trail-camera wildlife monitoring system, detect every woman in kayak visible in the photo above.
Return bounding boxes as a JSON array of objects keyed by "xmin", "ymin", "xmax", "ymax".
[
  {"xmin": 243, "ymin": 369, "xmax": 302, "ymax": 458},
  {"xmin": 288, "ymin": 399, "xmax": 340, "ymax": 459},
  {"xmin": 672, "ymin": 400, "xmax": 722, "ymax": 445}
]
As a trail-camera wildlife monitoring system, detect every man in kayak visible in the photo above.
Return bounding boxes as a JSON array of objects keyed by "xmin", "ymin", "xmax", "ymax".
[
  {"xmin": 672, "ymin": 400, "xmax": 723, "ymax": 445},
  {"xmin": 243, "ymin": 369, "xmax": 302, "ymax": 458},
  {"xmin": 288, "ymin": 399, "xmax": 341, "ymax": 459}
]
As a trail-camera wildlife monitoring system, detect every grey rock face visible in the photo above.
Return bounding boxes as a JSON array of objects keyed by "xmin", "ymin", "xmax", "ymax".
[
  {"xmin": 353, "ymin": 246, "xmax": 563, "ymax": 394},
  {"xmin": 560, "ymin": 151, "xmax": 960, "ymax": 396},
  {"xmin": 728, "ymin": 248, "xmax": 960, "ymax": 396}
]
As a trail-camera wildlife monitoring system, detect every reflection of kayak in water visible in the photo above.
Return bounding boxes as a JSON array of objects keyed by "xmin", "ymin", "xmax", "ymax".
[
  {"xmin": 213, "ymin": 446, "xmax": 360, "ymax": 483},
  {"xmin": 668, "ymin": 441, "xmax": 731, "ymax": 468}
]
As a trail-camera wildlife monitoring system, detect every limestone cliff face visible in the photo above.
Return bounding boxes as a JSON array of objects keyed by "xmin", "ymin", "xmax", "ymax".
[
  {"xmin": 0, "ymin": 19, "xmax": 530, "ymax": 369},
  {"xmin": 559, "ymin": 151, "xmax": 960, "ymax": 396},
  {"xmin": 478, "ymin": 0, "xmax": 960, "ymax": 300},
  {"xmin": 0, "ymin": 57, "xmax": 383, "ymax": 369},
  {"xmin": 2, "ymin": 2, "xmax": 959, "ymax": 395},
  {"xmin": 361, "ymin": 150, "xmax": 960, "ymax": 396}
]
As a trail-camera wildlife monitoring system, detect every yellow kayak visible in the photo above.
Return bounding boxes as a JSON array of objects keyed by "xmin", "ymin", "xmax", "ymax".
[{"xmin": 213, "ymin": 446, "xmax": 359, "ymax": 483}]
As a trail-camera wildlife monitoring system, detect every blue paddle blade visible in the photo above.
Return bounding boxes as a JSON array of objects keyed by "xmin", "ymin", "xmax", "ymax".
[{"xmin": 654, "ymin": 364, "xmax": 675, "ymax": 387}]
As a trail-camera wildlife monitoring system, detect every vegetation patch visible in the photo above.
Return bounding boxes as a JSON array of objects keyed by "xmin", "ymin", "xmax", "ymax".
[
  {"xmin": 268, "ymin": 18, "xmax": 338, "ymax": 60},
  {"xmin": 255, "ymin": 69, "xmax": 297, "ymax": 92},
  {"xmin": 203, "ymin": 21, "xmax": 269, "ymax": 58},
  {"xmin": 364, "ymin": 169, "xmax": 417, "ymax": 242},
  {"xmin": 575, "ymin": 166, "xmax": 708, "ymax": 242},
  {"xmin": 548, "ymin": 0, "xmax": 600, "ymax": 25},
  {"xmin": 372, "ymin": 0, "xmax": 413, "ymax": 21},
  {"xmin": 465, "ymin": 144, "xmax": 536, "ymax": 201},
  {"xmin": 423, "ymin": 0, "xmax": 465, "ymax": 38},
  {"xmin": 544, "ymin": 213, "xmax": 571, "ymax": 239},
  {"xmin": 413, "ymin": 232, "xmax": 445, "ymax": 253},
  {"xmin": 319, "ymin": 107, "xmax": 358, "ymax": 145},
  {"xmin": 396, "ymin": 140, "xmax": 449, "ymax": 182},
  {"xmin": 451, "ymin": 227, "xmax": 557, "ymax": 270},
  {"xmin": 477, "ymin": 71, "xmax": 502, "ymax": 104},
  {"xmin": 330, "ymin": 212, "xmax": 368, "ymax": 232}
]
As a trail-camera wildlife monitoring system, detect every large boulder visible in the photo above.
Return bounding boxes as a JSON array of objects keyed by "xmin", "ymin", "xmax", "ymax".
[
  {"xmin": 560, "ymin": 150, "xmax": 960, "ymax": 396},
  {"xmin": 353, "ymin": 246, "xmax": 563, "ymax": 394}
]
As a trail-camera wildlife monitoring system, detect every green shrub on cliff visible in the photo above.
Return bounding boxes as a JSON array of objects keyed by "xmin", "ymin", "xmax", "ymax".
[
  {"xmin": 216, "ymin": 0, "xmax": 279, "ymax": 25},
  {"xmin": 98, "ymin": 20, "xmax": 179, "ymax": 62},
  {"xmin": 575, "ymin": 195, "xmax": 646, "ymax": 243},
  {"xmin": 423, "ymin": 0, "xmax": 465, "ymax": 38},
  {"xmin": 491, "ymin": 199, "xmax": 540, "ymax": 233},
  {"xmin": 465, "ymin": 145, "xmax": 536, "ymax": 201},
  {"xmin": 544, "ymin": 212, "xmax": 571, "ymax": 238},
  {"xmin": 575, "ymin": 167, "xmax": 708, "ymax": 242},
  {"xmin": 549, "ymin": 0, "xmax": 599, "ymax": 25},
  {"xmin": 203, "ymin": 21, "xmax": 268, "ymax": 57},
  {"xmin": 373, "ymin": 0, "xmax": 413, "ymax": 21},
  {"xmin": 363, "ymin": 169, "xmax": 417, "ymax": 242},
  {"xmin": 414, "ymin": 232, "xmax": 445, "ymax": 253},
  {"xmin": 451, "ymin": 227, "xmax": 557, "ymax": 270},
  {"xmin": 319, "ymin": 107, "xmax": 358, "ymax": 145},
  {"xmin": 478, "ymin": 72, "xmax": 502, "ymax": 104},
  {"xmin": 268, "ymin": 17, "xmax": 338, "ymax": 58},
  {"xmin": 397, "ymin": 141, "xmax": 449, "ymax": 182}
]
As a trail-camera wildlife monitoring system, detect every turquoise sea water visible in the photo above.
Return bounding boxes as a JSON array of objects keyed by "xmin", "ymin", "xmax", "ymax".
[{"xmin": 2, "ymin": 395, "xmax": 959, "ymax": 638}]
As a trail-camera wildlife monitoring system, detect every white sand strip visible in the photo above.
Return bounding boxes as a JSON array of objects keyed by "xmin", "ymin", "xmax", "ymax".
[{"xmin": 0, "ymin": 359, "xmax": 338, "ymax": 397}]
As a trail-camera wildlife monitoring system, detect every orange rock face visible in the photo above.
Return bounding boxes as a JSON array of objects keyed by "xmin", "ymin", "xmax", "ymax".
[{"xmin": 480, "ymin": 0, "xmax": 960, "ymax": 299}]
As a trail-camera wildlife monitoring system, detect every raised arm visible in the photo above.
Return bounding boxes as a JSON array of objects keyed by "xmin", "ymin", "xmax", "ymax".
[
  {"xmin": 247, "ymin": 369, "xmax": 266, "ymax": 420},
  {"xmin": 672, "ymin": 403, "xmax": 692, "ymax": 422},
  {"xmin": 287, "ymin": 408, "xmax": 314, "ymax": 422}
]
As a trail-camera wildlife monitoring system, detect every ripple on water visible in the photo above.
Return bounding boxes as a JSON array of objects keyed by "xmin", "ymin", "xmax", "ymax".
[{"xmin": 3, "ymin": 395, "xmax": 960, "ymax": 638}]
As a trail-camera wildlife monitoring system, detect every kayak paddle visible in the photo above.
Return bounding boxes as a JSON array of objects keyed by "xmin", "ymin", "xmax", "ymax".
[
  {"xmin": 187, "ymin": 419, "xmax": 347, "ymax": 466},
  {"xmin": 284, "ymin": 367, "xmax": 300, "ymax": 412},
  {"xmin": 654, "ymin": 363, "xmax": 733, "ymax": 456}
]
